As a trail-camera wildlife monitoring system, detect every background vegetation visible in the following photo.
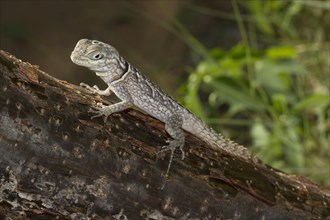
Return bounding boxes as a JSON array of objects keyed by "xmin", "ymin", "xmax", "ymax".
[{"xmin": 179, "ymin": 0, "xmax": 329, "ymax": 186}]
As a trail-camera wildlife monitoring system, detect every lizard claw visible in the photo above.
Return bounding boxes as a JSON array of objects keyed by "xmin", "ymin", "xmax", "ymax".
[
  {"xmin": 89, "ymin": 109, "xmax": 110, "ymax": 123},
  {"xmin": 80, "ymin": 82, "xmax": 89, "ymax": 88},
  {"xmin": 92, "ymin": 85, "xmax": 100, "ymax": 91},
  {"xmin": 156, "ymin": 140, "xmax": 185, "ymax": 175},
  {"xmin": 80, "ymin": 83, "xmax": 100, "ymax": 94},
  {"xmin": 90, "ymin": 112, "xmax": 109, "ymax": 123},
  {"xmin": 96, "ymin": 102, "xmax": 105, "ymax": 107},
  {"xmin": 88, "ymin": 103, "xmax": 111, "ymax": 123},
  {"xmin": 157, "ymin": 143, "xmax": 185, "ymax": 160}
]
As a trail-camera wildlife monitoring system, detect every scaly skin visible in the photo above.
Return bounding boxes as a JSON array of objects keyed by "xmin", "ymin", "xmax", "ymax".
[{"xmin": 70, "ymin": 39, "xmax": 256, "ymax": 174}]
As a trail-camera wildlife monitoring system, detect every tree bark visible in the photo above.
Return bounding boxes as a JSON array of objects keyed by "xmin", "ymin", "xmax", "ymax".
[{"xmin": 0, "ymin": 50, "xmax": 329, "ymax": 220}]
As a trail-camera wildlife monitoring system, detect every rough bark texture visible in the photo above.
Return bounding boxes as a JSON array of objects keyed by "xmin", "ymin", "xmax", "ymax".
[{"xmin": 0, "ymin": 50, "xmax": 329, "ymax": 220}]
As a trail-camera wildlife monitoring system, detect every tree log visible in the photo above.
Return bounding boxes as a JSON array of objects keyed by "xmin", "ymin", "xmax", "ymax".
[{"xmin": 0, "ymin": 50, "xmax": 329, "ymax": 220}]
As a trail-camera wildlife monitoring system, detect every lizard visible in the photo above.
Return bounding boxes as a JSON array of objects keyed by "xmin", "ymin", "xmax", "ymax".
[{"xmin": 70, "ymin": 39, "xmax": 257, "ymax": 174}]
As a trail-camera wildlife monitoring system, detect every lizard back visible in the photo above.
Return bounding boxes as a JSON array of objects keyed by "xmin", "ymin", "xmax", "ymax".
[{"xmin": 121, "ymin": 64, "xmax": 255, "ymax": 162}]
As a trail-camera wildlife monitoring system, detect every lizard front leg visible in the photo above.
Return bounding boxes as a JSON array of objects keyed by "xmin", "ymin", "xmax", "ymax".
[
  {"xmin": 157, "ymin": 114, "xmax": 185, "ymax": 175},
  {"xmin": 90, "ymin": 88, "xmax": 133, "ymax": 123},
  {"xmin": 91, "ymin": 101, "xmax": 133, "ymax": 123}
]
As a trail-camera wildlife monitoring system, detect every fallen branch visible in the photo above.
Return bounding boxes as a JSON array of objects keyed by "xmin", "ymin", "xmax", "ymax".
[{"xmin": 0, "ymin": 50, "xmax": 328, "ymax": 219}]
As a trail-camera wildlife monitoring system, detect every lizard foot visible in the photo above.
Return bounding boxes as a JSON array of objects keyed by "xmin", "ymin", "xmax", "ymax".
[
  {"xmin": 157, "ymin": 139, "xmax": 185, "ymax": 175},
  {"xmin": 89, "ymin": 102, "xmax": 112, "ymax": 123},
  {"xmin": 157, "ymin": 140, "xmax": 185, "ymax": 160}
]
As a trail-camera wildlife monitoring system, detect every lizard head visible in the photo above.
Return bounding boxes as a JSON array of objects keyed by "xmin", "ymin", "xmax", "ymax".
[{"xmin": 70, "ymin": 39, "xmax": 127, "ymax": 77}]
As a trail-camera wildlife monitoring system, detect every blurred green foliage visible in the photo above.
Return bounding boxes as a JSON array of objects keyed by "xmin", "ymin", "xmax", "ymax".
[{"xmin": 179, "ymin": 0, "xmax": 329, "ymax": 186}]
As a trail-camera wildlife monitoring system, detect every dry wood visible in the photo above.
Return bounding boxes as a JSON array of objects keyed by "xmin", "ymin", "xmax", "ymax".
[{"xmin": 0, "ymin": 50, "xmax": 329, "ymax": 219}]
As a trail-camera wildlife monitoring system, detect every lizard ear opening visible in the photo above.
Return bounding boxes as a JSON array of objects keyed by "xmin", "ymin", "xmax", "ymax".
[
  {"xmin": 119, "ymin": 56, "xmax": 129, "ymax": 73},
  {"xmin": 122, "ymin": 60, "xmax": 129, "ymax": 73}
]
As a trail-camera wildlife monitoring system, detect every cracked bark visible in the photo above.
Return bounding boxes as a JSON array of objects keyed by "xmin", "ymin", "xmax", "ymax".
[{"xmin": 0, "ymin": 50, "xmax": 329, "ymax": 220}]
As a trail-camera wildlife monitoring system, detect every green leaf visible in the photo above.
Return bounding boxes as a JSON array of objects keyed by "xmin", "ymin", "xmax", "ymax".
[
  {"xmin": 272, "ymin": 94, "xmax": 288, "ymax": 114},
  {"xmin": 294, "ymin": 94, "xmax": 330, "ymax": 112},
  {"xmin": 220, "ymin": 57, "xmax": 242, "ymax": 78},
  {"xmin": 244, "ymin": 0, "xmax": 274, "ymax": 35},
  {"xmin": 251, "ymin": 122, "xmax": 270, "ymax": 148},
  {"xmin": 255, "ymin": 60, "xmax": 290, "ymax": 92},
  {"xmin": 207, "ymin": 77, "xmax": 266, "ymax": 114},
  {"xmin": 266, "ymin": 46, "xmax": 297, "ymax": 59},
  {"xmin": 228, "ymin": 43, "xmax": 246, "ymax": 58},
  {"xmin": 255, "ymin": 59, "xmax": 307, "ymax": 93}
]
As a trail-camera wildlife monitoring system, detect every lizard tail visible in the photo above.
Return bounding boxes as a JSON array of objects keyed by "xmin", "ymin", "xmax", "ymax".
[{"xmin": 182, "ymin": 113, "xmax": 257, "ymax": 162}]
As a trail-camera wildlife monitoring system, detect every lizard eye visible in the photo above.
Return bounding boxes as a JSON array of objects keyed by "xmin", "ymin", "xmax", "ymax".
[
  {"xmin": 93, "ymin": 53, "xmax": 103, "ymax": 60},
  {"xmin": 89, "ymin": 52, "xmax": 103, "ymax": 60}
]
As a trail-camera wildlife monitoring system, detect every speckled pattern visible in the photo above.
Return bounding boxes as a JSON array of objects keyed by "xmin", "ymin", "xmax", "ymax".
[{"xmin": 70, "ymin": 39, "xmax": 257, "ymax": 172}]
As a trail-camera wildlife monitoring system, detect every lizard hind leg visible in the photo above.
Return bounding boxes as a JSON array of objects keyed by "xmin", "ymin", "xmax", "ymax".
[{"xmin": 157, "ymin": 114, "xmax": 185, "ymax": 175}]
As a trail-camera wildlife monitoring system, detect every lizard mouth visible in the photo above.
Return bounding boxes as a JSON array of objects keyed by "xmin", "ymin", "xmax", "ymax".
[{"xmin": 70, "ymin": 53, "xmax": 87, "ymax": 67}]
